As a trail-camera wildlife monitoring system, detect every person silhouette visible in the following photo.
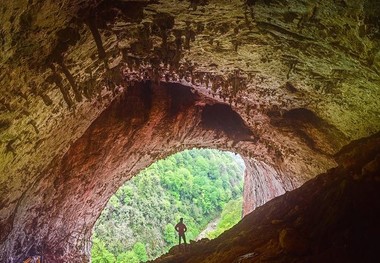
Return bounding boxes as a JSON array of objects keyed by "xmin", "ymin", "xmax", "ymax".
[{"xmin": 175, "ymin": 218, "xmax": 187, "ymax": 250}]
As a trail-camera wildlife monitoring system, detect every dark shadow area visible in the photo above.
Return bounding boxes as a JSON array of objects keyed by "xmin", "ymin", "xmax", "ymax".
[{"xmin": 201, "ymin": 104, "xmax": 254, "ymax": 141}]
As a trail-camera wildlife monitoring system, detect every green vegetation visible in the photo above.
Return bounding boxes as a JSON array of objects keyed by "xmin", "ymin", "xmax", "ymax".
[
  {"xmin": 92, "ymin": 149, "xmax": 244, "ymax": 262},
  {"xmin": 207, "ymin": 198, "xmax": 243, "ymax": 239}
]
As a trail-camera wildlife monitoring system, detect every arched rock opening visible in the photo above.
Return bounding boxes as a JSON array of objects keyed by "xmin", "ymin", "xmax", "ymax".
[
  {"xmin": 1, "ymin": 82, "xmax": 332, "ymax": 262},
  {"xmin": 92, "ymin": 147, "xmax": 245, "ymax": 260}
]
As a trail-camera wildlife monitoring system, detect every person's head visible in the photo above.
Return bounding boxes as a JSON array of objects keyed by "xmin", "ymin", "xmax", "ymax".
[{"xmin": 180, "ymin": 218, "xmax": 183, "ymax": 222}]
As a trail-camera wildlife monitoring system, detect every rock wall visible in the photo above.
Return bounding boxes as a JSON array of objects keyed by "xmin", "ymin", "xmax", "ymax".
[{"xmin": 243, "ymin": 159, "xmax": 286, "ymax": 216}]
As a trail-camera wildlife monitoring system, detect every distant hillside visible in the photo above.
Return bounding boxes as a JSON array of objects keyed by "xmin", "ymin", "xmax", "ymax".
[{"xmin": 91, "ymin": 149, "xmax": 245, "ymax": 262}]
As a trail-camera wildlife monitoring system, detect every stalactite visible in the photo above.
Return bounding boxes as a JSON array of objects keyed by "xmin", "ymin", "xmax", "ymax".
[
  {"xmin": 30, "ymin": 81, "xmax": 53, "ymax": 106},
  {"xmin": 86, "ymin": 17, "xmax": 106, "ymax": 60},
  {"xmin": 57, "ymin": 61, "xmax": 82, "ymax": 102},
  {"xmin": 46, "ymin": 72, "xmax": 74, "ymax": 109},
  {"xmin": 82, "ymin": 71, "xmax": 97, "ymax": 101},
  {"xmin": 184, "ymin": 21, "xmax": 195, "ymax": 50},
  {"xmin": 39, "ymin": 93, "xmax": 53, "ymax": 106},
  {"xmin": 56, "ymin": 80, "xmax": 74, "ymax": 109}
]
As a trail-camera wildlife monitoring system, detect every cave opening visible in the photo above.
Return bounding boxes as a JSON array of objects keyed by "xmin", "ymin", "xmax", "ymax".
[
  {"xmin": 91, "ymin": 148, "xmax": 246, "ymax": 262},
  {"xmin": 75, "ymin": 81, "xmax": 295, "ymax": 263},
  {"xmin": 1, "ymin": 81, "xmax": 310, "ymax": 262}
]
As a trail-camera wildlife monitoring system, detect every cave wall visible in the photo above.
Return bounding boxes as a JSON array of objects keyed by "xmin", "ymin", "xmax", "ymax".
[
  {"xmin": 243, "ymin": 159, "xmax": 286, "ymax": 216},
  {"xmin": 1, "ymin": 82, "xmax": 331, "ymax": 262},
  {"xmin": 0, "ymin": 0, "xmax": 379, "ymax": 261}
]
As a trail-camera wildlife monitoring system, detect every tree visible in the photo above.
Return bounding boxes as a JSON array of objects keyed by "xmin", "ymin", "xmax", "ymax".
[
  {"xmin": 116, "ymin": 251, "xmax": 139, "ymax": 263},
  {"xmin": 164, "ymin": 223, "xmax": 176, "ymax": 245},
  {"xmin": 109, "ymin": 195, "xmax": 121, "ymax": 209},
  {"xmin": 133, "ymin": 242, "xmax": 148, "ymax": 262},
  {"xmin": 92, "ymin": 237, "xmax": 116, "ymax": 263}
]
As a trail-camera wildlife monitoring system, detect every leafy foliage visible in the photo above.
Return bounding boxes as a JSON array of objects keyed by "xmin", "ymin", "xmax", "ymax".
[
  {"xmin": 92, "ymin": 149, "xmax": 244, "ymax": 262},
  {"xmin": 92, "ymin": 237, "xmax": 116, "ymax": 263},
  {"xmin": 207, "ymin": 198, "xmax": 243, "ymax": 239}
]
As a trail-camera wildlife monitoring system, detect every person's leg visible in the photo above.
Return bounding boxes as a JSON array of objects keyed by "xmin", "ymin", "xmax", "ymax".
[{"xmin": 183, "ymin": 234, "xmax": 187, "ymax": 251}]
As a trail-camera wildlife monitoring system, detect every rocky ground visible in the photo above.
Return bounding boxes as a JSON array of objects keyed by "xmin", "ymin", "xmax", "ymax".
[{"xmin": 196, "ymin": 216, "xmax": 220, "ymax": 241}]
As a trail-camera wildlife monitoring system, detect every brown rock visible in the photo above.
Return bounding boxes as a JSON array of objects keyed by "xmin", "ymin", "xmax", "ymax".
[
  {"xmin": 279, "ymin": 228, "xmax": 310, "ymax": 255},
  {"xmin": 362, "ymin": 154, "xmax": 380, "ymax": 178}
]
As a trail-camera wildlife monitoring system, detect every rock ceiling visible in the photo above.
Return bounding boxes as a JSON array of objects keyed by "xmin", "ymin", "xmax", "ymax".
[{"xmin": 0, "ymin": 0, "xmax": 379, "ymax": 262}]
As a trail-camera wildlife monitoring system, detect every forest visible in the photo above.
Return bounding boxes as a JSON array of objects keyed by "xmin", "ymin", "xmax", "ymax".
[{"xmin": 91, "ymin": 149, "xmax": 245, "ymax": 262}]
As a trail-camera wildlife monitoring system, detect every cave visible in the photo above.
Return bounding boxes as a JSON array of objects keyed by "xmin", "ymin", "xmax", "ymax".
[{"xmin": 0, "ymin": 0, "xmax": 379, "ymax": 262}]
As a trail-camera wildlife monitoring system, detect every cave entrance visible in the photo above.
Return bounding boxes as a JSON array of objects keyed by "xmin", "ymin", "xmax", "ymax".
[
  {"xmin": 91, "ymin": 148, "xmax": 245, "ymax": 262},
  {"xmin": 2, "ymin": 81, "xmax": 300, "ymax": 262}
]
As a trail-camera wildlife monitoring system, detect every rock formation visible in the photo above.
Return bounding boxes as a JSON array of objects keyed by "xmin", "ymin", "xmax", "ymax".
[{"xmin": 0, "ymin": 0, "xmax": 379, "ymax": 262}]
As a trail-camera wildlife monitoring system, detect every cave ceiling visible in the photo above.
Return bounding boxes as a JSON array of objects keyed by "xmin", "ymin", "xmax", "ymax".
[
  {"xmin": 0, "ymin": 0, "xmax": 379, "ymax": 260},
  {"xmin": 1, "ymin": 0, "xmax": 378, "ymax": 172}
]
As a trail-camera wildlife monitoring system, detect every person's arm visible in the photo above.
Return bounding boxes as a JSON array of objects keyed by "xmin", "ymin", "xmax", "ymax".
[
  {"xmin": 175, "ymin": 223, "xmax": 179, "ymax": 232},
  {"xmin": 184, "ymin": 224, "xmax": 187, "ymax": 232}
]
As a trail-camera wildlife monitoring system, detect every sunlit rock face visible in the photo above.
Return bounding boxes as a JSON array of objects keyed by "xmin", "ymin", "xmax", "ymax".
[
  {"xmin": 0, "ymin": 0, "xmax": 379, "ymax": 262},
  {"xmin": 243, "ymin": 159, "xmax": 286, "ymax": 216}
]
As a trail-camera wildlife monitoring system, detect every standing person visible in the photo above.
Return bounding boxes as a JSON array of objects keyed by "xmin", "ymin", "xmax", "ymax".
[{"xmin": 175, "ymin": 218, "xmax": 188, "ymax": 250}]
